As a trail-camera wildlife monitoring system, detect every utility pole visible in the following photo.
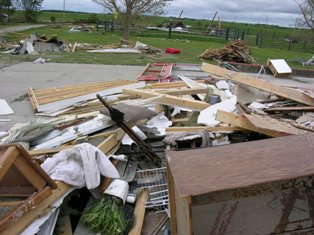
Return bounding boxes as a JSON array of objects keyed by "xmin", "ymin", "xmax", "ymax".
[{"xmin": 63, "ymin": 0, "xmax": 65, "ymax": 22}]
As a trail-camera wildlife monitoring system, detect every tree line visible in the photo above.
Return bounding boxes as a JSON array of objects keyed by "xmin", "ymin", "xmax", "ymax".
[{"xmin": 0, "ymin": 0, "xmax": 43, "ymax": 22}]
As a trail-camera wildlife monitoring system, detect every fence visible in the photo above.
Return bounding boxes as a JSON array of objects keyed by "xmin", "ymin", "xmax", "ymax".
[{"xmin": 224, "ymin": 27, "xmax": 314, "ymax": 52}]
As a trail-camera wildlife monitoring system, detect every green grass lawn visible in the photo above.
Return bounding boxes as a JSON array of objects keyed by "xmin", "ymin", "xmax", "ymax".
[{"xmin": 1, "ymin": 22, "xmax": 313, "ymax": 69}]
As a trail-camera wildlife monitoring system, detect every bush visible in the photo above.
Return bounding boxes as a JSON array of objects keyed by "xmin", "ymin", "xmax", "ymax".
[{"xmin": 50, "ymin": 16, "xmax": 56, "ymax": 22}]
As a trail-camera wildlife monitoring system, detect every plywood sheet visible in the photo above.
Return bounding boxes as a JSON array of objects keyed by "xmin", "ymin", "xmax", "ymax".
[{"xmin": 167, "ymin": 134, "xmax": 314, "ymax": 197}]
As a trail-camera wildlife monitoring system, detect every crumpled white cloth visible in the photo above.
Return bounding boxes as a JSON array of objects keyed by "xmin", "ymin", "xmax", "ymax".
[{"xmin": 41, "ymin": 143, "xmax": 120, "ymax": 189}]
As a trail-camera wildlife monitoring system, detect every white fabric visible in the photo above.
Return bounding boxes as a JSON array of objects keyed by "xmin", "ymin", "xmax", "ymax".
[{"xmin": 41, "ymin": 143, "xmax": 120, "ymax": 189}]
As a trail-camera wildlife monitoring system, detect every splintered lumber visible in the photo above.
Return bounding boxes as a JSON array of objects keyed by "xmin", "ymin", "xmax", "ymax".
[
  {"xmin": 123, "ymin": 89, "xmax": 210, "ymax": 111},
  {"xmin": 128, "ymin": 189, "xmax": 149, "ymax": 235},
  {"xmin": 28, "ymin": 81, "xmax": 145, "ymax": 113},
  {"xmin": 166, "ymin": 126, "xmax": 244, "ymax": 132},
  {"xmin": 201, "ymin": 63, "xmax": 314, "ymax": 106},
  {"xmin": 243, "ymin": 113, "xmax": 308, "ymax": 136},
  {"xmin": 216, "ymin": 110, "xmax": 308, "ymax": 137}
]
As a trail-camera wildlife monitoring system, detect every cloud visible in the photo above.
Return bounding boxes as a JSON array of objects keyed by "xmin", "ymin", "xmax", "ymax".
[{"xmin": 42, "ymin": 0, "xmax": 303, "ymax": 26}]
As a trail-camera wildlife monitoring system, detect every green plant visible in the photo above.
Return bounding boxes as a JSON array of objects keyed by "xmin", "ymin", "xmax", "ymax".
[
  {"xmin": 81, "ymin": 195, "xmax": 126, "ymax": 235},
  {"xmin": 50, "ymin": 16, "xmax": 56, "ymax": 22}
]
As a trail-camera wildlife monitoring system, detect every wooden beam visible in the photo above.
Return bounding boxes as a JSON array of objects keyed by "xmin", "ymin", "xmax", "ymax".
[
  {"xmin": 2, "ymin": 181, "xmax": 71, "ymax": 235},
  {"xmin": 244, "ymin": 113, "xmax": 308, "ymax": 136},
  {"xmin": 265, "ymin": 106, "xmax": 314, "ymax": 112},
  {"xmin": 28, "ymin": 145, "xmax": 74, "ymax": 156},
  {"xmin": 123, "ymin": 89, "xmax": 210, "ymax": 111},
  {"xmin": 201, "ymin": 63, "xmax": 314, "ymax": 106},
  {"xmin": 145, "ymin": 80, "xmax": 206, "ymax": 89},
  {"xmin": 216, "ymin": 110, "xmax": 308, "ymax": 137},
  {"xmin": 158, "ymin": 87, "xmax": 208, "ymax": 96},
  {"xmin": 0, "ymin": 146, "xmax": 19, "ymax": 180},
  {"xmin": 58, "ymin": 215, "xmax": 73, "ymax": 235},
  {"xmin": 0, "ymin": 201, "xmax": 23, "ymax": 206},
  {"xmin": 166, "ymin": 126, "xmax": 244, "ymax": 132},
  {"xmin": 97, "ymin": 128, "xmax": 125, "ymax": 155},
  {"xmin": 128, "ymin": 189, "xmax": 149, "ymax": 235}
]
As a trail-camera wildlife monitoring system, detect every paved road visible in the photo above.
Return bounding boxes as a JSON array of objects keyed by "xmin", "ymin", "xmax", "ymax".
[
  {"xmin": 0, "ymin": 62, "xmax": 144, "ymax": 131},
  {"xmin": 0, "ymin": 24, "xmax": 46, "ymax": 35}
]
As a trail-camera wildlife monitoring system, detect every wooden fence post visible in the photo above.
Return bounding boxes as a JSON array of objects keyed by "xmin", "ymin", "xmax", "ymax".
[{"xmin": 226, "ymin": 28, "xmax": 230, "ymax": 41}]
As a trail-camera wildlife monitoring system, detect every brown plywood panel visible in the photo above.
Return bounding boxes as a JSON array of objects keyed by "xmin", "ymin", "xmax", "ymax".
[{"xmin": 167, "ymin": 134, "xmax": 314, "ymax": 197}]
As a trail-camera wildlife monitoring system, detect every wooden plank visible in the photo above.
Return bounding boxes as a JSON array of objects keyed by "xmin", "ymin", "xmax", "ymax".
[
  {"xmin": 174, "ymin": 186, "xmax": 192, "ymax": 235},
  {"xmin": 128, "ymin": 189, "xmax": 149, "ymax": 235},
  {"xmin": 216, "ymin": 110, "xmax": 308, "ymax": 137},
  {"xmin": 72, "ymin": 42, "xmax": 77, "ymax": 53},
  {"xmin": 97, "ymin": 128, "xmax": 125, "ymax": 192},
  {"xmin": 145, "ymin": 80, "xmax": 206, "ymax": 89},
  {"xmin": 243, "ymin": 113, "xmax": 308, "ymax": 136},
  {"xmin": 59, "ymin": 215, "xmax": 73, "ymax": 235},
  {"xmin": 166, "ymin": 126, "xmax": 244, "ymax": 132},
  {"xmin": 167, "ymin": 161, "xmax": 177, "ymax": 234},
  {"xmin": 123, "ymin": 89, "xmax": 210, "ymax": 111},
  {"xmin": 2, "ymin": 181, "xmax": 71, "ymax": 235},
  {"xmin": 0, "ymin": 186, "xmax": 35, "ymax": 196},
  {"xmin": 14, "ymin": 156, "xmax": 46, "ymax": 191},
  {"xmin": 28, "ymin": 145, "xmax": 74, "ymax": 156},
  {"xmin": 158, "ymin": 87, "xmax": 208, "ymax": 96},
  {"xmin": 0, "ymin": 146, "xmax": 19, "ymax": 180},
  {"xmin": 201, "ymin": 63, "xmax": 314, "ymax": 106},
  {"xmin": 27, "ymin": 87, "xmax": 39, "ymax": 111},
  {"xmin": 216, "ymin": 110, "xmax": 266, "ymax": 135},
  {"xmin": 265, "ymin": 106, "xmax": 314, "ymax": 112},
  {"xmin": 97, "ymin": 128, "xmax": 125, "ymax": 155},
  {"xmin": 0, "ymin": 201, "xmax": 22, "ymax": 206},
  {"xmin": 0, "ymin": 187, "xmax": 52, "ymax": 233}
]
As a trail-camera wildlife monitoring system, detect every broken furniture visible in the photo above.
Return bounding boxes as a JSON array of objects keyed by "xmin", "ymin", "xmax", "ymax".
[
  {"xmin": 0, "ymin": 144, "xmax": 59, "ymax": 234},
  {"xmin": 167, "ymin": 134, "xmax": 314, "ymax": 235},
  {"xmin": 267, "ymin": 59, "xmax": 292, "ymax": 78}
]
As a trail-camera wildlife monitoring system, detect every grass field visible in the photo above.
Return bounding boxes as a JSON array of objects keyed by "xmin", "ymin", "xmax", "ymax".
[{"xmin": 1, "ymin": 11, "xmax": 313, "ymax": 69}]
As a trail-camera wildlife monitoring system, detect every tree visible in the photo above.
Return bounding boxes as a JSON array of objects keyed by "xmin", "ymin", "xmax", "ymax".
[
  {"xmin": 296, "ymin": 0, "xmax": 314, "ymax": 31},
  {"xmin": 0, "ymin": 0, "xmax": 15, "ymax": 22},
  {"xmin": 14, "ymin": 0, "xmax": 43, "ymax": 22},
  {"xmin": 92, "ymin": 0, "xmax": 173, "ymax": 42}
]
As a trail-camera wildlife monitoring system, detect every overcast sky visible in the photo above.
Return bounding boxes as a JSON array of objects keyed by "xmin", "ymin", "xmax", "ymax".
[{"xmin": 42, "ymin": 0, "xmax": 303, "ymax": 27}]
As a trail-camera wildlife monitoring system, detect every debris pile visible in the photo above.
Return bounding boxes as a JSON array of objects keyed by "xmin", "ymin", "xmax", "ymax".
[
  {"xmin": 68, "ymin": 40, "xmax": 162, "ymax": 54},
  {"xmin": 1, "ymin": 61, "xmax": 314, "ymax": 234},
  {"xmin": 200, "ymin": 40, "xmax": 256, "ymax": 64},
  {"xmin": 11, "ymin": 33, "xmax": 66, "ymax": 55},
  {"xmin": 68, "ymin": 24, "xmax": 93, "ymax": 33}
]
